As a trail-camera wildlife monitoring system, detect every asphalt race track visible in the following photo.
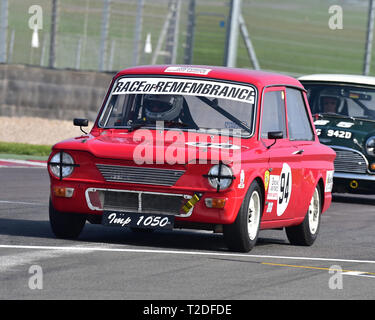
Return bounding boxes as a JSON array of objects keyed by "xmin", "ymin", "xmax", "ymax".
[{"xmin": 1, "ymin": 166, "xmax": 375, "ymax": 300}]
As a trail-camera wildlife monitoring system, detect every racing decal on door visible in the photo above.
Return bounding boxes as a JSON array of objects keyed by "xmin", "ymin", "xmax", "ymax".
[
  {"xmin": 264, "ymin": 170, "xmax": 270, "ymax": 191},
  {"xmin": 237, "ymin": 170, "xmax": 245, "ymax": 189},
  {"xmin": 266, "ymin": 175, "xmax": 279, "ymax": 200},
  {"xmin": 277, "ymin": 163, "xmax": 292, "ymax": 217},
  {"xmin": 266, "ymin": 202, "xmax": 274, "ymax": 213}
]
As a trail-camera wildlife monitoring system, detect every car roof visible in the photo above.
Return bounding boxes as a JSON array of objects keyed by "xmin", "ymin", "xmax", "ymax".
[
  {"xmin": 115, "ymin": 65, "xmax": 303, "ymax": 89},
  {"xmin": 299, "ymin": 74, "xmax": 375, "ymax": 86}
]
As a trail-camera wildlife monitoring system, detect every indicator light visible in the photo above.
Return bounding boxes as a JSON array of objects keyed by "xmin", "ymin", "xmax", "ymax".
[
  {"xmin": 53, "ymin": 186, "xmax": 74, "ymax": 198},
  {"xmin": 205, "ymin": 198, "xmax": 227, "ymax": 209}
]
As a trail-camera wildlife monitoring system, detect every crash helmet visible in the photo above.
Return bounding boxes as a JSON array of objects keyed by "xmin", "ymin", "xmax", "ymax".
[
  {"xmin": 319, "ymin": 89, "xmax": 344, "ymax": 114},
  {"xmin": 143, "ymin": 94, "xmax": 183, "ymax": 121}
]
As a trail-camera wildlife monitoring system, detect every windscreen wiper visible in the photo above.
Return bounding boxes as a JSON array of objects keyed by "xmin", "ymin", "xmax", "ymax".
[
  {"xmin": 197, "ymin": 96, "xmax": 252, "ymax": 134},
  {"xmin": 127, "ymin": 121, "xmax": 150, "ymax": 132},
  {"xmin": 128, "ymin": 121, "xmax": 191, "ymax": 132},
  {"xmin": 318, "ymin": 113, "xmax": 358, "ymax": 121},
  {"xmin": 318, "ymin": 113, "xmax": 348, "ymax": 118},
  {"xmin": 164, "ymin": 120, "xmax": 191, "ymax": 128}
]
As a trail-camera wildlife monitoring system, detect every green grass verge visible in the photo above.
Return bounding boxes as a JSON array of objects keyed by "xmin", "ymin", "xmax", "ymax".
[{"xmin": 0, "ymin": 142, "xmax": 52, "ymax": 157}]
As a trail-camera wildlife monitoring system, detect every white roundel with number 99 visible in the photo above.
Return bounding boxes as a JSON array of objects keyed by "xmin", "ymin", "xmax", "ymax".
[{"xmin": 277, "ymin": 163, "xmax": 292, "ymax": 217}]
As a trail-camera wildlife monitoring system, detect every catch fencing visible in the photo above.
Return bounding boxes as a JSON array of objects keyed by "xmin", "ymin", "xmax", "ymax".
[{"xmin": 0, "ymin": 0, "xmax": 374, "ymax": 77}]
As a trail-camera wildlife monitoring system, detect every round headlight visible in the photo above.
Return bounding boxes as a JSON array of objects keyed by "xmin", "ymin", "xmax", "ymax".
[
  {"xmin": 366, "ymin": 136, "xmax": 375, "ymax": 155},
  {"xmin": 49, "ymin": 152, "xmax": 75, "ymax": 178},
  {"xmin": 207, "ymin": 164, "xmax": 233, "ymax": 191}
]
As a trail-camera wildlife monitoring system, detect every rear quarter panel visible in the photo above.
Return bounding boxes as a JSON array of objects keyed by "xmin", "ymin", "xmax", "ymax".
[{"xmin": 298, "ymin": 139, "xmax": 336, "ymax": 216}]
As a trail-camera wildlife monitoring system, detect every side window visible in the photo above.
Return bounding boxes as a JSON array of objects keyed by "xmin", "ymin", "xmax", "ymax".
[
  {"xmin": 260, "ymin": 90, "xmax": 287, "ymax": 139},
  {"xmin": 286, "ymin": 88, "xmax": 314, "ymax": 141}
]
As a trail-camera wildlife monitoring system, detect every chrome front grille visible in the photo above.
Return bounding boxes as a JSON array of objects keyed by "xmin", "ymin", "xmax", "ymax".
[
  {"xmin": 96, "ymin": 164, "xmax": 185, "ymax": 186},
  {"xmin": 332, "ymin": 147, "xmax": 368, "ymax": 174},
  {"xmin": 86, "ymin": 188, "xmax": 192, "ymax": 216}
]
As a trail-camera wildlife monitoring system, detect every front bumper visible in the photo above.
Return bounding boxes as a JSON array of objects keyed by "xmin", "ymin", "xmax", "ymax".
[
  {"xmin": 333, "ymin": 172, "xmax": 375, "ymax": 194},
  {"xmin": 50, "ymin": 180, "xmax": 244, "ymax": 225}
]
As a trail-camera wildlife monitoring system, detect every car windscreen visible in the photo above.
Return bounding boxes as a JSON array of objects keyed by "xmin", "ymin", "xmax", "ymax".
[
  {"xmin": 303, "ymin": 83, "xmax": 375, "ymax": 121},
  {"xmin": 98, "ymin": 77, "xmax": 257, "ymax": 137}
]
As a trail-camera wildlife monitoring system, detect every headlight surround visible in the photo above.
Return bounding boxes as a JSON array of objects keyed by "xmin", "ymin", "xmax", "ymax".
[
  {"xmin": 366, "ymin": 136, "xmax": 375, "ymax": 155},
  {"xmin": 207, "ymin": 164, "xmax": 233, "ymax": 191},
  {"xmin": 49, "ymin": 152, "xmax": 75, "ymax": 179}
]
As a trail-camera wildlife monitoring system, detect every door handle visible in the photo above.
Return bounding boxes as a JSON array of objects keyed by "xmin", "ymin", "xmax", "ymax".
[{"xmin": 292, "ymin": 149, "xmax": 304, "ymax": 155}]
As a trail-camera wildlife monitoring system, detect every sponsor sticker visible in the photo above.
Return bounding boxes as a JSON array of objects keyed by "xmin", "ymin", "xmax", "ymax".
[
  {"xmin": 325, "ymin": 170, "xmax": 334, "ymax": 193},
  {"xmin": 112, "ymin": 77, "xmax": 256, "ymax": 104},
  {"xmin": 264, "ymin": 170, "xmax": 270, "ymax": 191},
  {"xmin": 336, "ymin": 121, "xmax": 354, "ymax": 128},
  {"xmin": 314, "ymin": 120, "xmax": 330, "ymax": 126},
  {"xmin": 266, "ymin": 202, "xmax": 274, "ymax": 213},
  {"xmin": 164, "ymin": 66, "xmax": 212, "ymax": 75},
  {"xmin": 267, "ymin": 175, "xmax": 279, "ymax": 200},
  {"xmin": 185, "ymin": 142, "xmax": 241, "ymax": 150},
  {"xmin": 238, "ymin": 170, "xmax": 245, "ymax": 189}
]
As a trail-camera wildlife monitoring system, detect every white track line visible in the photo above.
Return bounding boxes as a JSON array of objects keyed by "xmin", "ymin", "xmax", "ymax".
[
  {"xmin": 0, "ymin": 159, "xmax": 46, "ymax": 167},
  {"xmin": 0, "ymin": 244, "xmax": 375, "ymax": 265},
  {"xmin": 0, "ymin": 166, "xmax": 45, "ymax": 168},
  {"xmin": 0, "ymin": 246, "xmax": 94, "ymax": 272},
  {"xmin": 0, "ymin": 200, "xmax": 46, "ymax": 206},
  {"xmin": 343, "ymin": 273, "xmax": 375, "ymax": 279}
]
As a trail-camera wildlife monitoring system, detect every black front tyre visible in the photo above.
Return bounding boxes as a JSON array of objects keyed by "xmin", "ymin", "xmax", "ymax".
[
  {"xmin": 285, "ymin": 185, "xmax": 322, "ymax": 246},
  {"xmin": 49, "ymin": 199, "xmax": 86, "ymax": 239},
  {"xmin": 223, "ymin": 180, "xmax": 263, "ymax": 252}
]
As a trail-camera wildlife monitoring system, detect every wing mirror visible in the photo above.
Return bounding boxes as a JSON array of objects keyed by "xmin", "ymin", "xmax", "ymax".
[
  {"xmin": 267, "ymin": 131, "xmax": 283, "ymax": 140},
  {"xmin": 266, "ymin": 131, "xmax": 283, "ymax": 149},
  {"xmin": 73, "ymin": 118, "xmax": 89, "ymax": 134}
]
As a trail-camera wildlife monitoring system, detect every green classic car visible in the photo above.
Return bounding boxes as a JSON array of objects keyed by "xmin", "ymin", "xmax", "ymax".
[{"xmin": 300, "ymin": 74, "xmax": 375, "ymax": 194}]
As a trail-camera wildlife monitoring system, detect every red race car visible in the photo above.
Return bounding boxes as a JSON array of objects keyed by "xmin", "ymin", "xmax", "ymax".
[{"xmin": 48, "ymin": 65, "xmax": 335, "ymax": 252}]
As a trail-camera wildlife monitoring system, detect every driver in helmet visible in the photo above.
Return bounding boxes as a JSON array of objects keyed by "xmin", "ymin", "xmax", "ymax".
[
  {"xmin": 319, "ymin": 92, "xmax": 341, "ymax": 114},
  {"xmin": 322, "ymin": 97, "xmax": 339, "ymax": 113},
  {"xmin": 143, "ymin": 94, "xmax": 184, "ymax": 122}
]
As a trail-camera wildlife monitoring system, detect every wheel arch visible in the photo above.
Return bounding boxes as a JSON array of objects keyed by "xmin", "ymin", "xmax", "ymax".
[
  {"xmin": 317, "ymin": 177, "xmax": 325, "ymax": 211},
  {"xmin": 254, "ymin": 176, "xmax": 266, "ymax": 212},
  {"xmin": 230, "ymin": 175, "xmax": 265, "ymax": 224}
]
